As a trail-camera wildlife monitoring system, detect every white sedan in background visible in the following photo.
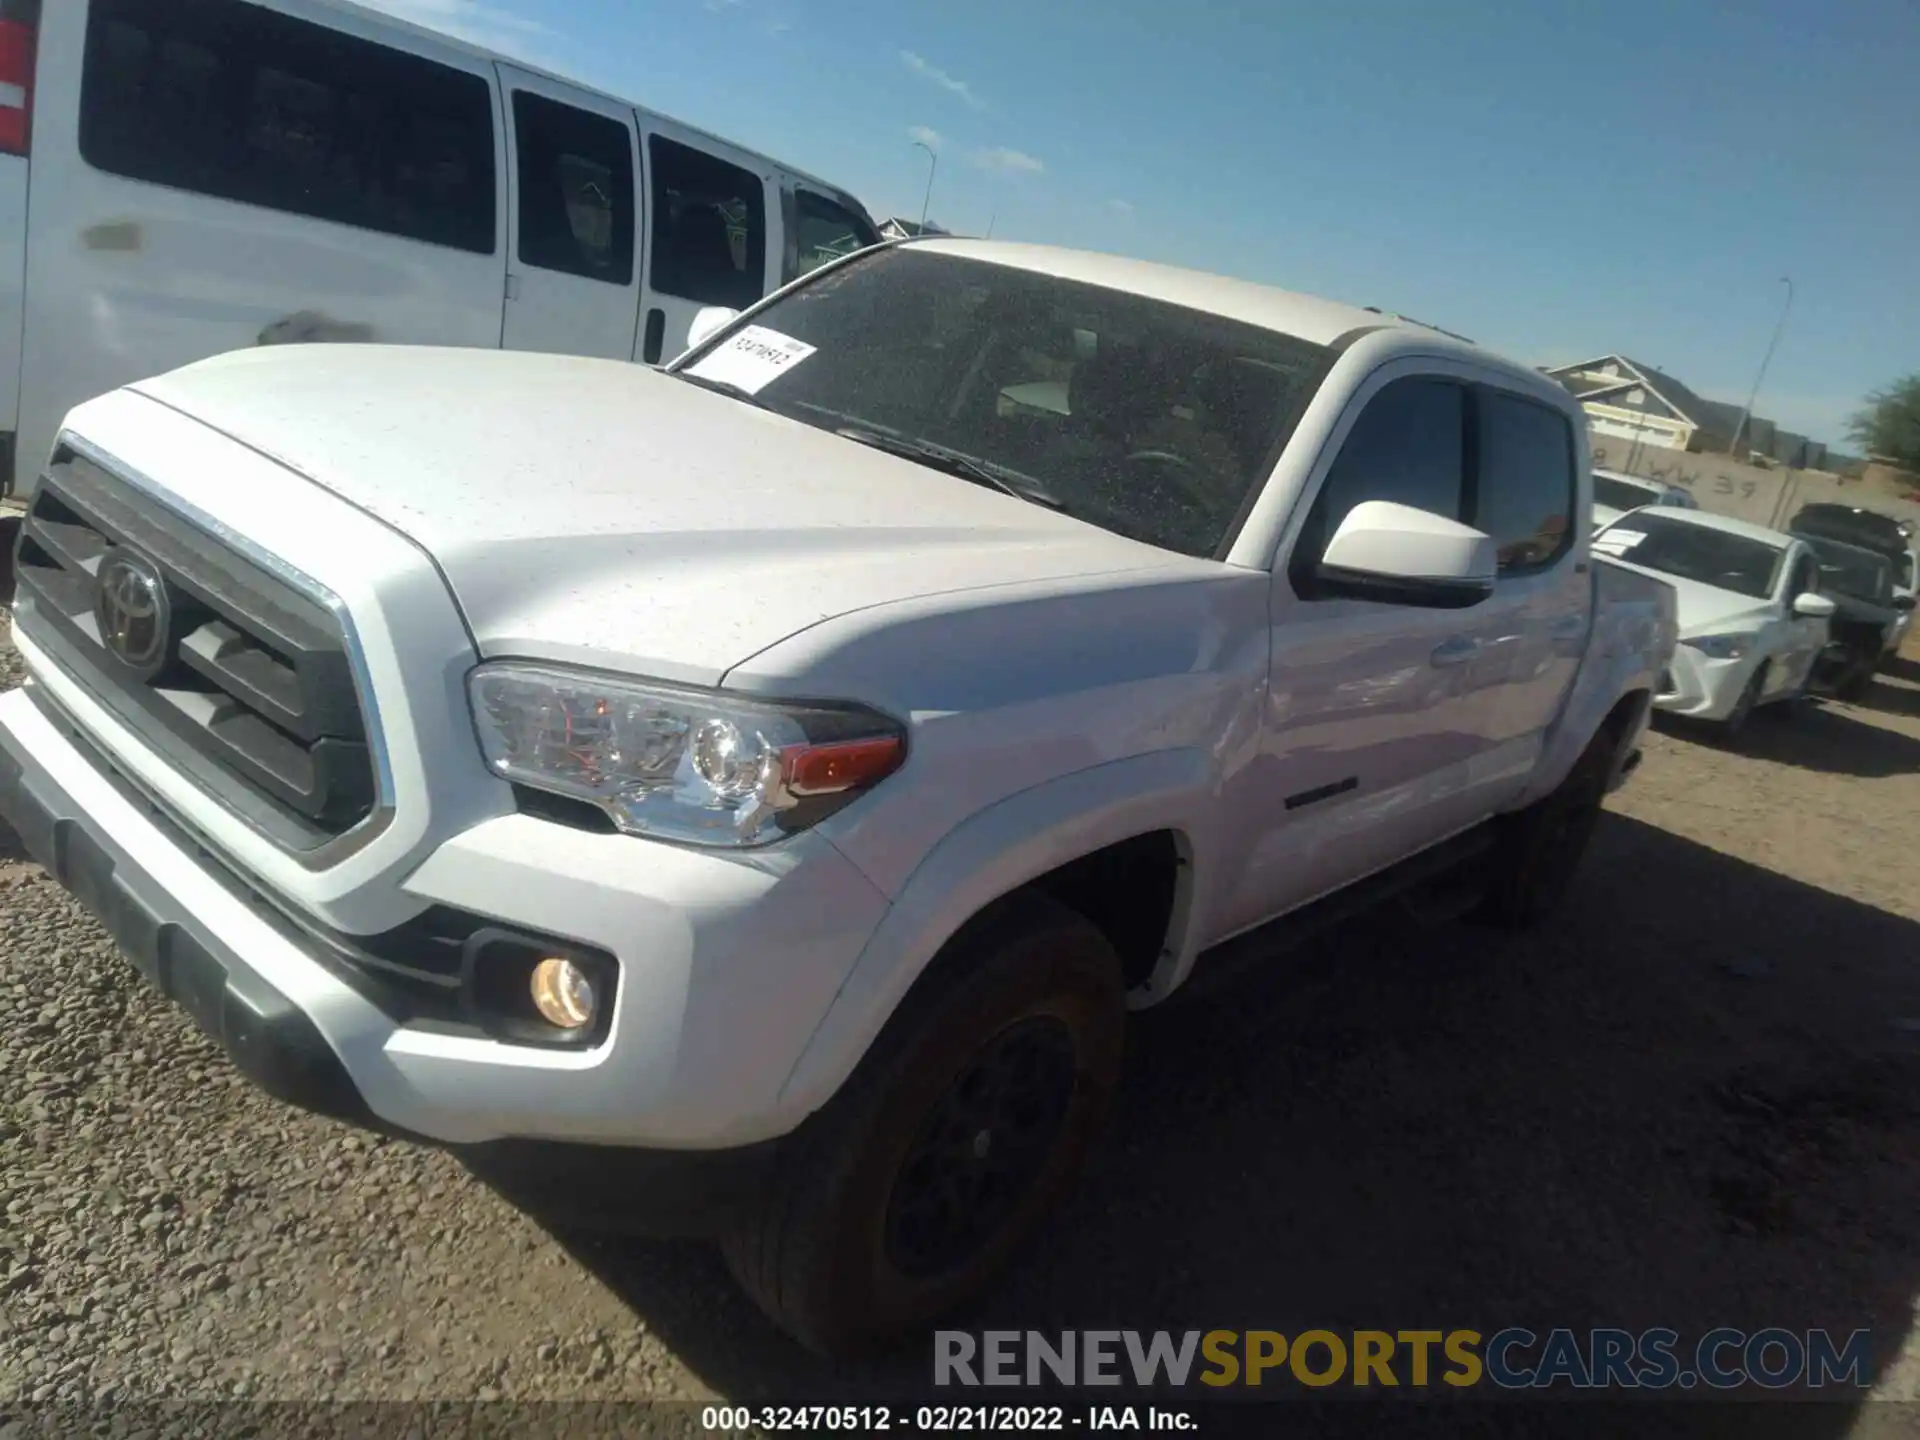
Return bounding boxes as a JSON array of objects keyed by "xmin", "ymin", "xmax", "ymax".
[
  {"xmin": 1592, "ymin": 468, "xmax": 1700, "ymax": 529},
  {"xmin": 1594, "ymin": 509, "xmax": 1836, "ymax": 736}
]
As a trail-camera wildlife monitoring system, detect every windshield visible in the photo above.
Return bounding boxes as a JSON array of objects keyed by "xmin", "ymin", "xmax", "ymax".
[
  {"xmin": 1594, "ymin": 513, "xmax": 1785, "ymax": 600},
  {"xmin": 1803, "ymin": 536, "xmax": 1894, "ymax": 604},
  {"xmin": 1593, "ymin": 475, "xmax": 1657, "ymax": 512},
  {"xmin": 672, "ymin": 247, "xmax": 1335, "ymax": 557}
]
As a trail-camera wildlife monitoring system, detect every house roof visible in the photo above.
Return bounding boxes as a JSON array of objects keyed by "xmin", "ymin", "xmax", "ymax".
[{"xmin": 1546, "ymin": 355, "xmax": 1747, "ymax": 442}]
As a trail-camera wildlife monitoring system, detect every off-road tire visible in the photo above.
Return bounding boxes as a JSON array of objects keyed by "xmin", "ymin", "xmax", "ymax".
[
  {"xmin": 1473, "ymin": 724, "xmax": 1616, "ymax": 931},
  {"xmin": 720, "ymin": 892, "xmax": 1126, "ymax": 1358}
]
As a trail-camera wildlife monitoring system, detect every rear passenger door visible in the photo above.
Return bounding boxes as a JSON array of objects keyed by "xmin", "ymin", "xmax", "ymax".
[
  {"xmin": 497, "ymin": 67, "xmax": 640, "ymax": 360},
  {"xmin": 20, "ymin": 0, "xmax": 506, "ymax": 494},
  {"xmin": 637, "ymin": 119, "xmax": 777, "ymax": 364}
]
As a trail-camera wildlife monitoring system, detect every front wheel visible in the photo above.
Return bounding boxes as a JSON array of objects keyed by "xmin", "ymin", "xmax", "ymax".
[{"xmin": 721, "ymin": 893, "xmax": 1126, "ymax": 1357}]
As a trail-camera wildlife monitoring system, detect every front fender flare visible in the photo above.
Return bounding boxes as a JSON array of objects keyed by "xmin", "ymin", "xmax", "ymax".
[{"xmin": 778, "ymin": 747, "xmax": 1220, "ymax": 1118}]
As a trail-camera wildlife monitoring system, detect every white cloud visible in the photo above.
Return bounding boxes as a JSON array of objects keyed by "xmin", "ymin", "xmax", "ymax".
[
  {"xmin": 901, "ymin": 50, "xmax": 987, "ymax": 110},
  {"xmin": 1107, "ymin": 199, "xmax": 1136, "ymax": 217},
  {"xmin": 907, "ymin": 125, "xmax": 944, "ymax": 152},
  {"xmin": 970, "ymin": 147, "xmax": 1045, "ymax": 175},
  {"xmin": 354, "ymin": 0, "xmax": 554, "ymax": 48}
]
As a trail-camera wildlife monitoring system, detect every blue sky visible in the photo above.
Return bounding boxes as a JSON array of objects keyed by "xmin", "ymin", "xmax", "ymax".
[{"xmin": 368, "ymin": 0, "xmax": 1919, "ymax": 449}]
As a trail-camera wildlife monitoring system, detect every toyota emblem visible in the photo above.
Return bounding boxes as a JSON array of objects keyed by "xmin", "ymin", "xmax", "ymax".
[{"xmin": 93, "ymin": 550, "xmax": 172, "ymax": 674}]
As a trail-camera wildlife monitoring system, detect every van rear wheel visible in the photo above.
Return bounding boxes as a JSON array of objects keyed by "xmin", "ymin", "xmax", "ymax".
[{"xmin": 721, "ymin": 893, "xmax": 1125, "ymax": 1358}]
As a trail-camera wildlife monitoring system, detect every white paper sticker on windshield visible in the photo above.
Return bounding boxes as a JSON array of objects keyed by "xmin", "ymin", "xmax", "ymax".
[
  {"xmin": 1597, "ymin": 528, "xmax": 1648, "ymax": 552},
  {"xmin": 685, "ymin": 325, "xmax": 816, "ymax": 395}
]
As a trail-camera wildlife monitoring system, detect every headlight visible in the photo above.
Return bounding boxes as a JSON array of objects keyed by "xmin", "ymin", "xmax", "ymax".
[
  {"xmin": 1686, "ymin": 633, "xmax": 1756, "ymax": 661},
  {"xmin": 468, "ymin": 662, "xmax": 906, "ymax": 848}
]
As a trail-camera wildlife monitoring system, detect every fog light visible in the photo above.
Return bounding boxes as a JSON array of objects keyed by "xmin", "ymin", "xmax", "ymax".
[{"xmin": 529, "ymin": 957, "xmax": 596, "ymax": 1030}]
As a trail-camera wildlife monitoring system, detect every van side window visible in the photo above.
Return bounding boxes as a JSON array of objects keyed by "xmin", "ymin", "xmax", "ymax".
[
  {"xmin": 790, "ymin": 190, "xmax": 878, "ymax": 281},
  {"xmin": 79, "ymin": 0, "xmax": 496, "ymax": 255},
  {"xmin": 1291, "ymin": 377, "xmax": 1467, "ymax": 591},
  {"xmin": 648, "ymin": 137, "xmax": 767, "ymax": 310},
  {"xmin": 512, "ymin": 93, "xmax": 635, "ymax": 285},
  {"xmin": 1474, "ymin": 389, "xmax": 1577, "ymax": 572}
]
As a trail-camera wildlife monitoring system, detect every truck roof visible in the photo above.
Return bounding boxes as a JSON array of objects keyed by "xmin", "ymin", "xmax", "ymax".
[{"xmin": 911, "ymin": 239, "xmax": 1482, "ymax": 355}]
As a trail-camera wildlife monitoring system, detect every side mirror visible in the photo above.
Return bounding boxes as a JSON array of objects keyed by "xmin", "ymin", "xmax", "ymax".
[
  {"xmin": 1893, "ymin": 594, "xmax": 1917, "ymax": 614},
  {"xmin": 686, "ymin": 305, "xmax": 740, "ymax": 351},
  {"xmin": 1315, "ymin": 500, "xmax": 1497, "ymax": 609},
  {"xmin": 1792, "ymin": 592, "xmax": 1838, "ymax": 619}
]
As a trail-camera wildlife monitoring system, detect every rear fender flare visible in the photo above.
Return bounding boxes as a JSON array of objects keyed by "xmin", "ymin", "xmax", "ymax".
[{"xmin": 1518, "ymin": 638, "xmax": 1658, "ymax": 808}]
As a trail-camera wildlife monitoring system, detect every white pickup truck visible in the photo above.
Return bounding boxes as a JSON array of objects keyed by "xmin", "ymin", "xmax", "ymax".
[{"xmin": 0, "ymin": 239, "xmax": 1677, "ymax": 1355}]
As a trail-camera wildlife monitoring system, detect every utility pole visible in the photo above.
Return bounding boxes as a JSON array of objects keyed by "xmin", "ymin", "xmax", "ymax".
[
  {"xmin": 1728, "ymin": 277, "xmax": 1793, "ymax": 462},
  {"xmin": 914, "ymin": 140, "xmax": 937, "ymax": 233}
]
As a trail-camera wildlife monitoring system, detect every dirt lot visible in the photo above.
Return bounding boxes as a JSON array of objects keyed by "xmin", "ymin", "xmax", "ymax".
[{"xmin": 3, "ymin": 610, "xmax": 1919, "ymax": 1433}]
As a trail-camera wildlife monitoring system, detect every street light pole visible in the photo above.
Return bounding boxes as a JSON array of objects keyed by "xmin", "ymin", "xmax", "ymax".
[
  {"xmin": 1727, "ymin": 277, "xmax": 1793, "ymax": 461},
  {"xmin": 914, "ymin": 140, "xmax": 937, "ymax": 233}
]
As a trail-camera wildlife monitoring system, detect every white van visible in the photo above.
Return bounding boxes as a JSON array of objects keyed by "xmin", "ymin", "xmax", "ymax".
[{"xmin": 0, "ymin": 0, "xmax": 882, "ymax": 500}]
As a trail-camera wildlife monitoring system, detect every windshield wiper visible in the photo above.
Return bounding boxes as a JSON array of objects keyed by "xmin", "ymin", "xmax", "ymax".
[
  {"xmin": 674, "ymin": 370, "xmax": 772, "ymax": 410},
  {"xmin": 834, "ymin": 426, "xmax": 1066, "ymax": 510}
]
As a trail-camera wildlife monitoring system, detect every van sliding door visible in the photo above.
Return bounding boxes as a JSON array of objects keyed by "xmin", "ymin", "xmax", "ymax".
[
  {"xmin": 636, "ymin": 118, "xmax": 778, "ymax": 365},
  {"xmin": 16, "ymin": 0, "xmax": 507, "ymax": 499},
  {"xmin": 497, "ymin": 65, "xmax": 641, "ymax": 361}
]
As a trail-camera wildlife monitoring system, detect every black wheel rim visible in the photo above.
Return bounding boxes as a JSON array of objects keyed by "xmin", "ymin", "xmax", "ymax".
[{"xmin": 883, "ymin": 1016, "xmax": 1079, "ymax": 1280}]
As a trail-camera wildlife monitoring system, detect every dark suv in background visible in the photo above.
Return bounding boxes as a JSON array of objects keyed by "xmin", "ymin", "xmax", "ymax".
[{"xmin": 1789, "ymin": 503, "xmax": 1917, "ymax": 679}]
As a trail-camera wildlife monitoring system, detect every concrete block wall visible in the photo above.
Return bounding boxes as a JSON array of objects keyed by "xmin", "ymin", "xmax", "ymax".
[{"xmin": 1586, "ymin": 437, "xmax": 1920, "ymax": 534}]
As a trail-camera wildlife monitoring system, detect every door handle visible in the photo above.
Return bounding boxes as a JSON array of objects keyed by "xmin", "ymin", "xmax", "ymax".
[
  {"xmin": 1430, "ymin": 636, "xmax": 1480, "ymax": 667},
  {"xmin": 642, "ymin": 308, "xmax": 666, "ymax": 365}
]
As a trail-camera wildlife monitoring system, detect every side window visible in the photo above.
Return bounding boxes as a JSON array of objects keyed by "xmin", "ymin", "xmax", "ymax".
[
  {"xmin": 1475, "ymin": 389, "xmax": 1576, "ymax": 572},
  {"xmin": 790, "ymin": 189, "xmax": 879, "ymax": 281},
  {"xmin": 1292, "ymin": 376, "xmax": 1467, "ymax": 587},
  {"xmin": 511, "ymin": 92, "xmax": 635, "ymax": 284},
  {"xmin": 648, "ymin": 137, "xmax": 767, "ymax": 310},
  {"xmin": 79, "ymin": 0, "xmax": 496, "ymax": 254}
]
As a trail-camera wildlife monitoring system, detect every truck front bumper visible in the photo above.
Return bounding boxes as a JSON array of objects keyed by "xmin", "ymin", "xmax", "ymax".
[{"xmin": 0, "ymin": 682, "xmax": 890, "ymax": 1232}]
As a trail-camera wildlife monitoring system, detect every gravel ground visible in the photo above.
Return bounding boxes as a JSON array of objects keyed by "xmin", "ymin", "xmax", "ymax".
[{"xmin": 3, "ymin": 609, "xmax": 1920, "ymax": 1433}]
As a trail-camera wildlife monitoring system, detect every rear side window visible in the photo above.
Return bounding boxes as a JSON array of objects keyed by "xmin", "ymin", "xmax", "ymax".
[
  {"xmin": 1474, "ymin": 389, "xmax": 1576, "ymax": 572},
  {"xmin": 789, "ymin": 189, "xmax": 878, "ymax": 280},
  {"xmin": 79, "ymin": 0, "xmax": 496, "ymax": 255},
  {"xmin": 648, "ymin": 136, "xmax": 767, "ymax": 310},
  {"xmin": 512, "ymin": 92, "xmax": 635, "ymax": 285},
  {"xmin": 1294, "ymin": 376, "xmax": 1467, "ymax": 577}
]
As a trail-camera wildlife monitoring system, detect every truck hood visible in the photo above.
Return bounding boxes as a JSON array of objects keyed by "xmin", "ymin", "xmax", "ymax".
[{"xmin": 131, "ymin": 346, "xmax": 1201, "ymax": 686}]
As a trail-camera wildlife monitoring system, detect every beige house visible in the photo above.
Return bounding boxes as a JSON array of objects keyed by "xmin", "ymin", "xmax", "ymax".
[{"xmin": 1544, "ymin": 355, "xmax": 1745, "ymax": 455}]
